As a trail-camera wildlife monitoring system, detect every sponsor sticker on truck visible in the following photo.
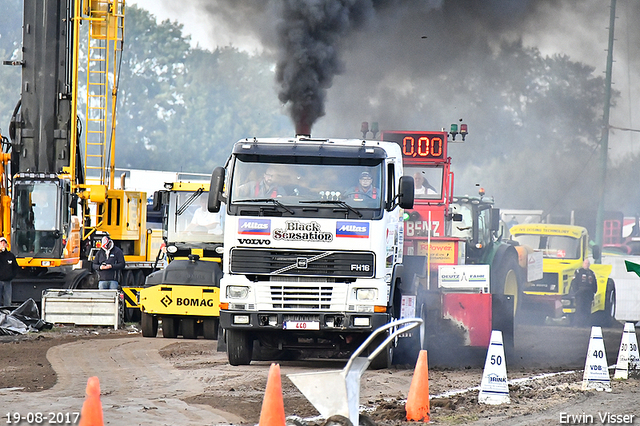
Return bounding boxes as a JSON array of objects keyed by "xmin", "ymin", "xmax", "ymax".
[
  {"xmin": 238, "ymin": 218, "xmax": 271, "ymax": 235},
  {"xmin": 336, "ymin": 221, "xmax": 369, "ymax": 238}
]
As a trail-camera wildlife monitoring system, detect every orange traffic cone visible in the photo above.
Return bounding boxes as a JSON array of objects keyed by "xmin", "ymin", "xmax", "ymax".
[
  {"xmin": 79, "ymin": 376, "xmax": 103, "ymax": 426},
  {"xmin": 258, "ymin": 363, "xmax": 286, "ymax": 426},
  {"xmin": 406, "ymin": 350, "xmax": 430, "ymax": 422}
]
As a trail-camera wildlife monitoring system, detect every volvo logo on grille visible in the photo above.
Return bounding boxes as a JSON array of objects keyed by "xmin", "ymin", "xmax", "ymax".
[{"xmin": 296, "ymin": 258, "xmax": 308, "ymax": 269}]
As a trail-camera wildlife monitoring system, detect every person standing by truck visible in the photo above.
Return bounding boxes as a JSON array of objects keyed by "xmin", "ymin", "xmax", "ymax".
[
  {"xmin": 0, "ymin": 237, "xmax": 19, "ymax": 306},
  {"xmin": 570, "ymin": 259, "xmax": 598, "ymax": 326},
  {"xmin": 93, "ymin": 236, "xmax": 125, "ymax": 290}
]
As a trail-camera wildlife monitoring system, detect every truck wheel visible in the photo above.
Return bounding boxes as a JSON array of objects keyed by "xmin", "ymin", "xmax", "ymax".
[
  {"xmin": 599, "ymin": 279, "xmax": 616, "ymax": 327},
  {"xmin": 394, "ymin": 303, "xmax": 427, "ymax": 365},
  {"xmin": 124, "ymin": 307, "xmax": 141, "ymax": 323},
  {"xmin": 492, "ymin": 254, "xmax": 522, "ymax": 319},
  {"xmin": 162, "ymin": 316, "xmax": 178, "ymax": 338},
  {"xmin": 123, "ymin": 270, "xmax": 135, "ymax": 287},
  {"xmin": 227, "ymin": 329, "xmax": 253, "ymax": 365},
  {"xmin": 134, "ymin": 269, "xmax": 145, "ymax": 287},
  {"xmin": 491, "ymin": 254, "xmax": 521, "ymax": 350},
  {"xmin": 182, "ymin": 318, "xmax": 197, "ymax": 339},
  {"xmin": 141, "ymin": 312, "xmax": 158, "ymax": 337},
  {"xmin": 203, "ymin": 318, "xmax": 219, "ymax": 340},
  {"xmin": 369, "ymin": 331, "xmax": 393, "ymax": 370},
  {"xmin": 216, "ymin": 323, "xmax": 227, "ymax": 352}
]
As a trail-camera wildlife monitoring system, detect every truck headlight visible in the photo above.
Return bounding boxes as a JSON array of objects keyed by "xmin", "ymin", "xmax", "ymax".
[
  {"xmin": 227, "ymin": 286, "xmax": 249, "ymax": 299},
  {"xmin": 353, "ymin": 317, "xmax": 370, "ymax": 327},
  {"xmin": 233, "ymin": 315, "xmax": 250, "ymax": 324},
  {"xmin": 356, "ymin": 288, "xmax": 377, "ymax": 301}
]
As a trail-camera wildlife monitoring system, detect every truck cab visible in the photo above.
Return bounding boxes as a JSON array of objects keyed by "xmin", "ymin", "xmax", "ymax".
[
  {"xmin": 208, "ymin": 135, "xmax": 413, "ymax": 367},
  {"xmin": 510, "ymin": 223, "xmax": 616, "ymax": 325}
]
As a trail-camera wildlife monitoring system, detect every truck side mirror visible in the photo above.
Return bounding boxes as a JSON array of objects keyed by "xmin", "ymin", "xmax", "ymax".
[
  {"xmin": 208, "ymin": 167, "xmax": 226, "ymax": 213},
  {"xmin": 592, "ymin": 245, "xmax": 601, "ymax": 262},
  {"xmin": 398, "ymin": 176, "xmax": 414, "ymax": 210}
]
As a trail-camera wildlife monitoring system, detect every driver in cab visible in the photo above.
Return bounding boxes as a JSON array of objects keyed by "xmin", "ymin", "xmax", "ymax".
[
  {"xmin": 349, "ymin": 171, "xmax": 377, "ymax": 201},
  {"xmin": 237, "ymin": 167, "xmax": 287, "ymax": 199}
]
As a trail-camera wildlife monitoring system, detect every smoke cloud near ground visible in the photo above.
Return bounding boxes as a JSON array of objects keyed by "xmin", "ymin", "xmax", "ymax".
[{"xmin": 144, "ymin": 0, "xmax": 640, "ymax": 215}]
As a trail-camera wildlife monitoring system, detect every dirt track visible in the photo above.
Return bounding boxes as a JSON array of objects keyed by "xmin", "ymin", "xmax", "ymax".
[{"xmin": 0, "ymin": 322, "xmax": 638, "ymax": 425}]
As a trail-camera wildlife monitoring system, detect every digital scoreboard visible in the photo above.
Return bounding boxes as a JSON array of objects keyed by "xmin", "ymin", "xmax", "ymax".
[{"xmin": 381, "ymin": 131, "xmax": 447, "ymax": 162}]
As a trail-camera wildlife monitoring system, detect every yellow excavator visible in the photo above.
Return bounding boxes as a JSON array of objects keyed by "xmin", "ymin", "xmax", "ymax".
[{"xmin": 5, "ymin": 0, "xmax": 162, "ymax": 306}]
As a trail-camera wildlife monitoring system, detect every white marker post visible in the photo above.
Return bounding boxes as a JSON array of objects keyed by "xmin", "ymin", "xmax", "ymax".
[
  {"xmin": 582, "ymin": 326, "xmax": 611, "ymax": 391},
  {"xmin": 614, "ymin": 322, "xmax": 640, "ymax": 380},
  {"xmin": 478, "ymin": 330, "xmax": 510, "ymax": 405}
]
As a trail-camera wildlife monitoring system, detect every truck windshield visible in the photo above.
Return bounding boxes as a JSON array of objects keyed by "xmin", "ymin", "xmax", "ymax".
[
  {"xmin": 511, "ymin": 234, "xmax": 581, "ymax": 259},
  {"xmin": 169, "ymin": 191, "xmax": 224, "ymax": 242},
  {"xmin": 229, "ymin": 159, "xmax": 384, "ymax": 211},
  {"xmin": 404, "ymin": 165, "xmax": 444, "ymax": 200}
]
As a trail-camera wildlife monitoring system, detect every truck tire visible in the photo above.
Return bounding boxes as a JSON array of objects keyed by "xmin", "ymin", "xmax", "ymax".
[
  {"xmin": 203, "ymin": 318, "xmax": 219, "ymax": 340},
  {"xmin": 123, "ymin": 270, "xmax": 135, "ymax": 287},
  {"xmin": 492, "ymin": 253, "xmax": 522, "ymax": 319},
  {"xmin": 141, "ymin": 312, "xmax": 158, "ymax": 337},
  {"xmin": 491, "ymin": 253, "xmax": 520, "ymax": 349},
  {"xmin": 216, "ymin": 324, "xmax": 227, "ymax": 352},
  {"xmin": 162, "ymin": 316, "xmax": 178, "ymax": 338},
  {"xmin": 394, "ymin": 302, "xmax": 427, "ymax": 365},
  {"xmin": 134, "ymin": 269, "xmax": 145, "ymax": 287},
  {"xmin": 227, "ymin": 329, "xmax": 253, "ymax": 366},
  {"xmin": 124, "ymin": 306, "xmax": 140, "ymax": 323},
  {"xmin": 369, "ymin": 331, "xmax": 393, "ymax": 370},
  {"xmin": 182, "ymin": 318, "xmax": 197, "ymax": 339},
  {"xmin": 599, "ymin": 279, "xmax": 616, "ymax": 327}
]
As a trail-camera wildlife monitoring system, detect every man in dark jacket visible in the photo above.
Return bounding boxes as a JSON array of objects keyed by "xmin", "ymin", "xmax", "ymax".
[
  {"xmin": 93, "ymin": 236, "xmax": 125, "ymax": 290},
  {"xmin": 570, "ymin": 259, "xmax": 598, "ymax": 326},
  {"xmin": 0, "ymin": 236, "xmax": 20, "ymax": 306}
]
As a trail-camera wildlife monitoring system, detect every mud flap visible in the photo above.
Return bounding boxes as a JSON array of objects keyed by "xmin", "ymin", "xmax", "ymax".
[{"xmin": 492, "ymin": 294, "xmax": 514, "ymax": 348}]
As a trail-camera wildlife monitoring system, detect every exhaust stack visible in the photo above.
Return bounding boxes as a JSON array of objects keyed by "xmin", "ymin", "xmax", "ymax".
[{"xmin": 295, "ymin": 122, "xmax": 311, "ymax": 138}]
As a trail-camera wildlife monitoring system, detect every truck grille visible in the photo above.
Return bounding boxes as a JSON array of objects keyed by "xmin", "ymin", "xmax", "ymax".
[
  {"xmin": 527, "ymin": 272, "xmax": 559, "ymax": 292},
  {"xmin": 272, "ymin": 285, "xmax": 332, "ymax": 309},
  {"xmin": 230, "ymin": 248, "xmax": 375, "ymax": 278}
]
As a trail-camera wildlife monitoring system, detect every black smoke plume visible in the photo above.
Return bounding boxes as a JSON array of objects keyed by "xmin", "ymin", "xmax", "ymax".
[{"xmin": 274, "ymin": 1, "xmax": 374, "ymax": 135}]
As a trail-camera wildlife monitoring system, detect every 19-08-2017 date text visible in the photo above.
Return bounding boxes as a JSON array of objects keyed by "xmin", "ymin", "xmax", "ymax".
[{"xmin": 5, "ymin": 412, "xmax": 80, "ymax": 424}]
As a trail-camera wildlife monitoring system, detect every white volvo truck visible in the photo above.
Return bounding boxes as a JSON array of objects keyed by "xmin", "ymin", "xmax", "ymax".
[{"xmin": 207, "ymin": 135, "xmax": 414, "ymax": 368}]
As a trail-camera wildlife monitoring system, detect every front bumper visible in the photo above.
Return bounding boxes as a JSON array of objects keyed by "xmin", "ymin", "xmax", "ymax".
[{"xmin": 220, "ymin": 310, "xmax": 389, "ymax": 332}]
